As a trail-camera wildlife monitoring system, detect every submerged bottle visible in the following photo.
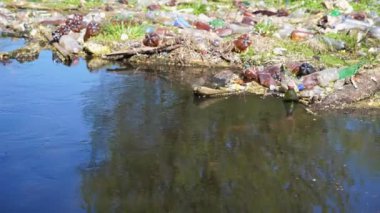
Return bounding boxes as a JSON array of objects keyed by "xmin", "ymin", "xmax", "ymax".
[{"xmin": 284, "ymin": 85, "xmax": 298, "ymax": 101}]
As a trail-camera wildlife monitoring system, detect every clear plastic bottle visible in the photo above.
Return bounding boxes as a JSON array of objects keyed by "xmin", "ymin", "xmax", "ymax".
[
  {"xmin": 321, "ymin": 36, "xmax": 345, "ymax": 51},
  {"xmin": 316, "ymin": 68, "xmax": 339, "ymax": 87},
  {"xmin": 334, "ymin": 18, "xmax": 372, "ymax": 31},
  {"xmin": 59, "ymin": 35, "xmax": 81, "ymax": 54},
  {"xmin": 300, "ymin": 74, "xmax": 318, "ymax": 90},
  {"xmin": 369, "ymin": 27, "xmax": 380, "ymax": 39}
]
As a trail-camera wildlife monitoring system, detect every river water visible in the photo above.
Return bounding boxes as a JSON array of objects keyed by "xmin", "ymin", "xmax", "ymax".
[{"xmin": 0, "ymin": 47, "xmax": 380, "ymax": 212}]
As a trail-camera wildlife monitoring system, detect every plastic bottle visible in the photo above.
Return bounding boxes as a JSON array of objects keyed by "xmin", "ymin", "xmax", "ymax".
[
  {"xmin": 209, "ymin": 19, "xmax": 225, "ymax": 29},
  {"xmin": 330, "ymin": 9, "xmax": 341, "ymax": 17},
  {"xmin": 233, "ymin": 34, "xmax": 252, "ymax": 52},
  {"xmin": 215, "ymin": 28, "xmax": 233, "ymax": 37},
  {"xmin": 143, "ymin": 32, "xmax": 160, "ymax": 47},
  {"xmin": 276, "ymin": 24, "xmax": 294, "ymax": 39},
  {"xmin": 84, "ymin": 21, "xmax": 100, "ymax": 42},
  {"xmin": 241, "ymin": 16, "xmax": 255, "ymax": 26},
  {"xmin": 59, "ymin": 35, "xmax": 81, "ymax": 54},
  {"xmin": 334, "ymin": 18, "xmax": 372, "ymax": 31},
  {"xmin": 321, "ymin": 36, "xmax": 345, "ymax": 51},
  {"xmin": 173, "ymin": 16, "xmax": 191, "ymax": 28},
  {"xmin": 316, "ymin": 68, "xmax": 340, "ymax": 87},
  {"xmin": 369, "ymin": 27, "xmax": 380, "ymax": 39},
  {"xmin": 300, "ymin": 73, "xmax": 318, "ymax": 90},
  {"xmin": 284, "ymin": 85, "xmax": 298, "ymax": 101},
  {"xmin": 228, "ymin": 23, "xmax": 252, "ymax": 34},
  {"xmin": 338, "ymin": 62, "xmax": 363, "ymax": 79},
  {"xmin": 374, "ymin": 17, "xmax": 380, "ymax": 27},
  {"xmin": 299, "ymin": 85, "xmax": 324, "ymax": 99},
  {"xmin": 258, "ymin": 72, "xmax": 277, "ymax": 89},
  {"xmin": 290, "ymin": 30, "xmax": 313, "ymax": 41},
  {"xmin": 193, "ymin": 21, "xmax": 211, "ymax": 31}
]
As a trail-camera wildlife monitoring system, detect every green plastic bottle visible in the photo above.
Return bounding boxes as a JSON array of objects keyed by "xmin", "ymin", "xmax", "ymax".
[
  {"xmin": 330, "ymin": 9, "xmax": 341, "ymax": 17},
  {"xmin": 284, "ymin": 85, "xmax": 298, "ymax": 102},
  {"xmin": 209, "ymin": 19, "xmax": 225, "ymax": 29},
  {"xmin": 338, "ymin": 62, "xmax": 364, "ymax": 79}
]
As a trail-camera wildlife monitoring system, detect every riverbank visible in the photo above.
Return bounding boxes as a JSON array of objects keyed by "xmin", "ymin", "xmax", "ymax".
[{"xmin": 0, "ymin": 0, "xmax": 379, "ymax": 112}]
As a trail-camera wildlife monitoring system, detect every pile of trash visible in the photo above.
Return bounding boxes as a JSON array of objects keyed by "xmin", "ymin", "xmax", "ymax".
[
  {"xmin": 0, "ymin": 0, "xmax": 379, "ymax": 110},
  {"xmin": 1, "ymin": 0, "xmax": 380, "ymax": 64},
  {"xmin": 193, "ymin": 60, "xmax": 377, "ymax": 108}
]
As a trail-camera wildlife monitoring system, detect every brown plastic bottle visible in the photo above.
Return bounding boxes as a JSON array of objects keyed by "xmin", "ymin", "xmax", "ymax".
[
  {"xmin": 143, "ymin": 32, "xmax": 160, "ymax": 47},
  {"xmin": 258, "ymin": 72, "xmax": 277, "ymax": 88},
  {"xmin": 301, "ymin": 74, "xmax": 318, "ymax": 90},
  {"xmin": 193, "ymin": 21, "xmax": 211, "ymax": 31},
  {"xmin": 233, "ymin": 34, "xmax": 252, "ymax": 52}
]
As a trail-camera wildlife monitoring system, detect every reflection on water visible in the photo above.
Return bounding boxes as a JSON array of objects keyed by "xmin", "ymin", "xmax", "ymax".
[
  {"xmin": 0, "ymin": 51, "xmax": 379, "ymax": 212},
  {"xmin": 0, "ymin": 37, "xmax": 25, "ymax": 52}
]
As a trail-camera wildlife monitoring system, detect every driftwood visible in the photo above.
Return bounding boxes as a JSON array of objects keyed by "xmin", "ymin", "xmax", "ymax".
[
  {"xmin": 193, "ymin": 86, "xmax": 245, "ymax": 98},
  {"xmin": 0, "ymin": 30, "xmax": 28, "ymax": 38},
  {"xmin": 40, "ymin": 27, "xmax": 73, "ymax": 63},
  {"xmin": 312, "ymin": 68, "xmax": 380, "ymax": 109},
  {"xmin": 104, "ymin": 44, "xmax": 182, "ymax": 59},
  {"xmin": 5, "ymin": 2, "xmax": 78, "ymax": 11}
]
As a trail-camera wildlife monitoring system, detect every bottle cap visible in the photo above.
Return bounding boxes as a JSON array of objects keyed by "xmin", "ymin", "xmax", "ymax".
[{"xmin": 297, "ymin": 84, "xmax": 305, "ymax": 91}]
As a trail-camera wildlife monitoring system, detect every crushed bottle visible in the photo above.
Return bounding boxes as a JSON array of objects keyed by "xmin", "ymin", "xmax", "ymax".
[
  {"xmin": 233, "ymin": 34, "xmax": 252, "ymax": 52},
  {"xmin": 84, "ymin": 21, "xmax": 100, "ymax": 42},
  {"xmin": 143, "ymin": 32, "xmax": 160, "ymax": 47}
]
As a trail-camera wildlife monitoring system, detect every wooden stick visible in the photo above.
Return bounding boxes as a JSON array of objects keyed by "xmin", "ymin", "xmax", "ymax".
[
  {"xmin": 193, "ymin": 86, "xmax": 244, "ymax": 98},
  {"xmin": 104, "ymin": 44, "xmax": 182, "ymax": 59},
  {"xmin": 6, "ymin": 2, "xmax": 78, "ymax": 11},
  {"xmin": 40, "ymin": 27, "xmax": 72, "ymax": 63}
]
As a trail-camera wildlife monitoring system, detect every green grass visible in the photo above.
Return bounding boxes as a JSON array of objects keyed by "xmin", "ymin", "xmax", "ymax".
[
  {"xmin": 279, "ymin": 40, "xmax": 314, "ymax": 57},
  {"xmin": 325, "ymin": 32, "xmax": 358, "ymax": 52},
  {"xmin": 177, "ymin": 1, "xmax": 208, "ymax": 15},
  {"xmin": 293, "ymin": 0, "xmax": 325, "ymax": 11},
  {"xmin": 254, "ymin": 21, "xmax": 277, "ymax": 36},
  {"xmin": 263, "ymin": 0, "xmax": 325, "ymax": 10},
  {"xmin": 351, "ymin": 0, "xmax": 380, "ymax": 13},
  {"xmin": 239, "ymin": 46, "xmax": 255, "ymax": 65},
  {"xmin": 4, "ymin": 0, "xmax": 104, "ymax": 9},
  {"xmin": 319, "ymin": 54, "xmax": 347, "ymax": 67},
  {"xmin": 93, "ymin": 22, "xmax": 148, "ymax": 42}
]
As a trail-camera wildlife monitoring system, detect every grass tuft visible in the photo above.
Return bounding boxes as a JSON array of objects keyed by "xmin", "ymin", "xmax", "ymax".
[
  {"xmin": 93, "ymin": 22, "xmax": 148, "ymax": 42},
  {"xmin": 254, "ymin": 21, "xmax": 277, "ymax": 37}
]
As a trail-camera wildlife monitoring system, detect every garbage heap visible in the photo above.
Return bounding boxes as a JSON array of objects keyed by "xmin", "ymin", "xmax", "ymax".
[{"xmin": 1, "ymin": 0, "xmax": 379, "ymax": 66}]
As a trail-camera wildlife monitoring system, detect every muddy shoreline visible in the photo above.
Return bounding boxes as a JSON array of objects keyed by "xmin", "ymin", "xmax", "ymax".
[{"xmin": 1, "ymin": 0, "xmax": 379, "ymax": 113}]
